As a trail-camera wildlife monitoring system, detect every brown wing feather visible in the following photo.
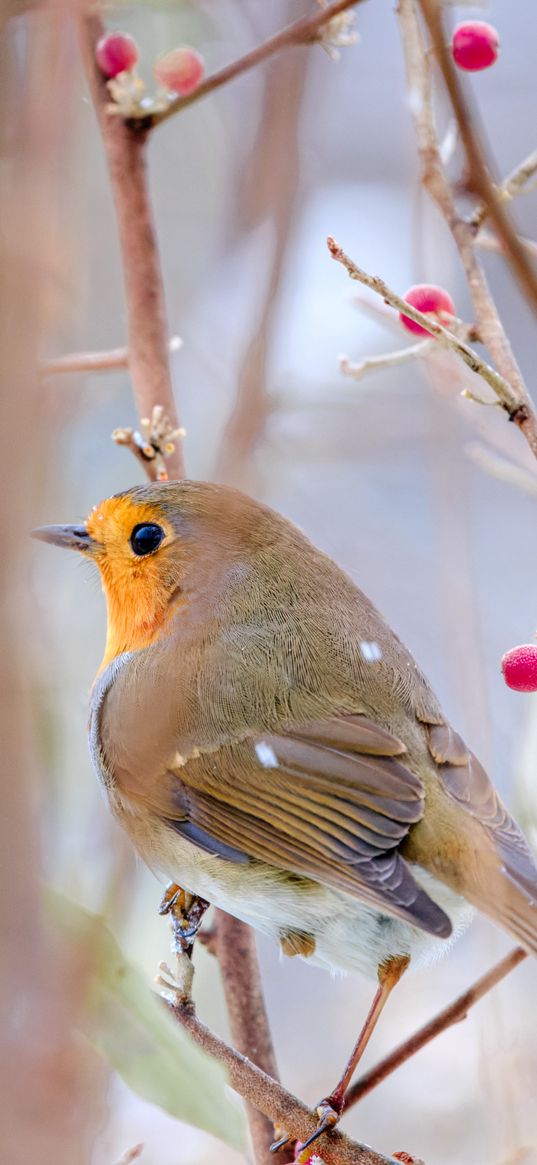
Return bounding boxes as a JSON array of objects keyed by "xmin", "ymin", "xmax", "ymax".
[{"xmin": 160, "ymin": 717, "xmax": 451, "ymax": 938}]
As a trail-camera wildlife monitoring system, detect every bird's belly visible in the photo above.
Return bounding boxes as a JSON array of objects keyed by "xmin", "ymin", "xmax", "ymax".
[{"xmin": 136, "ymin": 818, "xmax": 474, "ymax": 981}]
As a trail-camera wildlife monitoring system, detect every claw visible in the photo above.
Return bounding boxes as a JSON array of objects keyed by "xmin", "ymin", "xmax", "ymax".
[
  {"xmin": 269, "ymin": 1099, "xmax": 340, "ymax": 1157},
  {"xmin": 158, "ymin": 885, "xmax": 210, "ymax": 955},
  {"xmin": 158, "ymin": 882, "xmax": 185, "ymax": 915},
  {"xmin": 297, "ymin": 1102, "xmax": 339, "ymax": 1154},
  {"xmin": 269, "ymin": 1133, "xmax": 292, "ymax": 1154}
]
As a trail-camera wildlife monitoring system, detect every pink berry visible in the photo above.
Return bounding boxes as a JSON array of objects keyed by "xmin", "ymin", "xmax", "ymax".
[
  {"xmin": 95, "ymin": 32, "xmax": 139, "ymax": 79},
  {"xmin": 501, "ymin": 645, "xmax": 537, "ymax": 693},
  {"xmin": 399, "ymin": 284, "xmax": 455, "ymax": 337},
  {"xmin": 153, "ymin": 47, "xmax": 205, "ymax": 96},
  {"xmin": 452, "ymin": 22, "xmax": 499, "ymax": 72}
]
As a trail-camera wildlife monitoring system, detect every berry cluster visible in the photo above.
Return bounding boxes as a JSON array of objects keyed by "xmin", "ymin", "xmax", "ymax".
[
  {"xmin": 96, "ymin": 30, "xmax": 205, "ymax": 98},
  {"xmin": 397, "ymin": 22, "xmax": 500, "ymax": 334}
]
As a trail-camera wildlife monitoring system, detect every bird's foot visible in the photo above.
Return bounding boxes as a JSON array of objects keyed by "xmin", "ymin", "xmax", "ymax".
[
  {"xmin": 270, "ymin": 1096, "xmax": 341, "ymax": 1156},
  {"xmin": 158, "ymin": 882, "xmax": 210, "ymax": 956}
]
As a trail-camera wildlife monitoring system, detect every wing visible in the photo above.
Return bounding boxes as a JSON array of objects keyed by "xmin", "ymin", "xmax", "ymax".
[{"xmin": 108, "ymin": 705, "xmax": 452, "ymax": 939}]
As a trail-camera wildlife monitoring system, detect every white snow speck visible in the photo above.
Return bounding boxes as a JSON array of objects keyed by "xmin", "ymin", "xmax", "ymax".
[
  {"xmin": 360, "ymin": 640, "xmax": 382, "ymax": 663},
  {"xmin": 255, "ymin": 741, "xmax": 278, "ymax": 768}
]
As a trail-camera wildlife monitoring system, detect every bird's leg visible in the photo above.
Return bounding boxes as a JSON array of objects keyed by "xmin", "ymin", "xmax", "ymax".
[
  {"xmin": 158, "ymin": 882, "xmax": 210, "ymax": 956},
  {"xmin": 271, "ymin": 954, "xmax": 409, "ymax": 1156}
]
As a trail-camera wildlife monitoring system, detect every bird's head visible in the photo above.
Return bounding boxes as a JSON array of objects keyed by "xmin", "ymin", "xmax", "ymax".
[
  {"xmin": 33, "ymin": 480, "xmax": 288, "ymax": 671},
  {"xmin": 34, "ymin": 486, "xmax": 191, "ymax": 668}
]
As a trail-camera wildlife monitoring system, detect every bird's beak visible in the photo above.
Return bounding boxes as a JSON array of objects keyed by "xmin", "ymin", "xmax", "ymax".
[{"xmin": 32, "ymin": 524, "xmax": 97, "ymax": 554}]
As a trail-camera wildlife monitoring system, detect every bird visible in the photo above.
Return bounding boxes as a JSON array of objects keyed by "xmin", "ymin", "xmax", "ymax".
[{"xmin": 34, "ymin": 479, "xmax": 537, "ymax": 1151}]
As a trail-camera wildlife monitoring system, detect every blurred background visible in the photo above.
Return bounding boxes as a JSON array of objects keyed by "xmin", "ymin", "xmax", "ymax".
[{"xmin": 2, "ymin": 1, "xmax": 537, "ymax": 1163}]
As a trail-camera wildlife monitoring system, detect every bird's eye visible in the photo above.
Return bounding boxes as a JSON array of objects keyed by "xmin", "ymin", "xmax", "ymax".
[{"xmin": 130, "ymin": 523, "xmax": 165, "ymax": 556}]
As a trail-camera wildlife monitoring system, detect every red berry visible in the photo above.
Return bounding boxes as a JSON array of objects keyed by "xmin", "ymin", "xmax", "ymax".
[
  {"xmin": 452, "ymin": 22, "xmax": 499, "ymax": 72},
  {"xmin": 95, "ymin": 32, "xmax": 139, "ymax": 78},
  {"xmin": 501, "ymin": 645, "xmax": 537, "ymax": 693},
  {"xmin": 399, "ymin": 284, "xmax": 455, "ymax": 337},
  {"xmin": 153, "ymin": 47, "xmax": 205, "ymax": 96}
]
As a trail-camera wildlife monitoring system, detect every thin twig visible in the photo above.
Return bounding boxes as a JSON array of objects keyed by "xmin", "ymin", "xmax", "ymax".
[
  {"xmin": 78, "ymin": 12, "xmax": 185, "ymax": 479},
  {"xmin": 395, "ymin": 0, "xmax": 537, "ymax": 460},
  {"xmin": 476, "ymin": 230, "xmax": 537, "ymax": 262},
  {"xmin": 40, "ymin": 337, "xmax": 182, "ymax": 377},
  {"xmin": 144, "ymin": 0, "xmax": 363, "ymax": 130},
  {"xmin": 340, "ymin": 339, "xmax": 432, "ymax": 381},
  {"xmin": 328, "ymin": 236, "xmax": 512, "ymax": 408},
  {"xmin": 344, "ymin": 947, "xmax": 527, "ymax": 1110},
  {"xmin": 470, "ymin": 146, "xmax": 537, "ymax": 232},
  {"xmin": 417, "ymin": 0, "xmax": 537, "ymax": 323},
  {"xmin": 169, "ymin": 1002, "xmax": 393, "ymax": 1165}
]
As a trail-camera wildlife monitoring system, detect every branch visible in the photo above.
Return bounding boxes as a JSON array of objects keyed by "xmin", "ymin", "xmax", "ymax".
[
  {"xmin": 395, "ymin": 0, "xmax": 537, "ymax": 461},
  {"xmin": 213, "ymin": 912, "xmax": 290, "ymax": 1165},
  {"xmin": 476, "ymin": 229, "xmax": 537, "ymax": 262},
  {"xmin": 40, "ymin": 337, "xmax": 182, "ymax": 377},
  {"xmin": 77, "ymin": 11, "xmax": 185, "ymax": 479},
  {"xmin": 469, "ymin": 146, "xmax": 537, "ymax": 232},
  {"xmin": 144, "ymin": 0, "xmax": 362, "ymax": 130},
  {"xmin": 340, "ymin": 339, "xmax": 432, "ymax": 381},
  {"xmin": 327, "ymin": 236, "xmax": 516, "ymax": 411},
  {"xmin": 417, "ymin": 0, "xmax": 537, "ymax": 323},
  {"xmin": 169, "ymin": 1001, "xmax": 394, "ymax": 1165},
  {"xmin": 344, "ymin": 947, "xmax": 526, "ymax": 1110}
]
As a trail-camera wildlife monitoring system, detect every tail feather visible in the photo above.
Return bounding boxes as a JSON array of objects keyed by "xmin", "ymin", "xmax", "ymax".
[
  {"xmin": 418, "ymin": 734, "xmax": 537, "ymax": 957},
  {"xmin": 450, "ymin": 838, "xmax": 537, "ymax": 957}
]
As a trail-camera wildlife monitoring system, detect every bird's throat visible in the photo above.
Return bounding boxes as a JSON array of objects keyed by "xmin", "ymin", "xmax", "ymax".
[{"xmin": 98, "ymin": 572, "xmax": 177, "ymax": 672}]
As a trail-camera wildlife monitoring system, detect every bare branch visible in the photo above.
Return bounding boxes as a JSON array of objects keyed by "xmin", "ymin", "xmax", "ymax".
[
  {"xmin": 328, "ymin": 236, "xmax": 513, "ymax": 410},
  {"xmin": 344, "ymin": 947, "xmax": 526, "ymax": 1110},
  {"xmin": 417, "ymin": 0, "xmax": 537, "ymax": 322},
  {"xmin": 470, "ymin": 146, "xmax": 537, "ymax": 232},
  {"xmin": 340, "ymin": 319, "xmax": 482, "ymax": 385},
  {"xmin": 40, "ymin": 337, "xmax": 182, "ymax": 378},
  {"xmin": 143, "ymin": 0, "xmax": 363, "ymax": 130},
  {"xmin": 112, "ymin": 406, "xmax": 185, "ymax": 482},
  {"xmin": 340, "ymin": 339, "xmax": 432, "ymax": 381},
  {"xmin": 395, "ymin": 0, "xmax": 537, "ymax": 460},
  {"xmin": 476, "ymin": 229, "xmax": 537, "ymax": 262},
  {"xmin": 169, "ymin": 1002, "xmax": 394, "ymax": 1165},
  {"xmin": 77, "ymin": 12, "xmax": 185, "ymax": 480}
]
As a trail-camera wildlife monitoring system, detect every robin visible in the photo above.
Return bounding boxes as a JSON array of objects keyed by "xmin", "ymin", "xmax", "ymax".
[{"xmin": 34, "ymin": 480, "xmax": 537, "ymax": 1152}]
